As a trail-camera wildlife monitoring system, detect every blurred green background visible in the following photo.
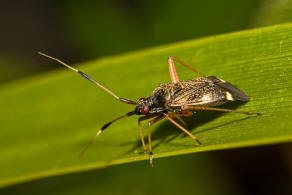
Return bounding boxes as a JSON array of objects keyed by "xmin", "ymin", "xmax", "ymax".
[
  {"xmin": 1, "ymin": 0, "xmax": 263, "ymax": 83},
  {"xmin": 1, "ymin": 0, "xmax": 292, "ymax": 194}
]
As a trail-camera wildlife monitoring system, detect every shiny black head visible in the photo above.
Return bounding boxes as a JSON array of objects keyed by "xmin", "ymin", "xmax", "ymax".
[
  {"xmin": 119, "ymin": 96, "xmax": 152, "ymax": 115},
  {"xmin": 135, "ymin": 97, "xmax": 152, "ymax": 115}
]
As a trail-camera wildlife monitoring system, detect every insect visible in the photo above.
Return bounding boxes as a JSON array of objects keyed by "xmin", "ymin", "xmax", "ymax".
[{"xmin": 38, "ymin": 52, "xmax": 261, "ymax": 166}]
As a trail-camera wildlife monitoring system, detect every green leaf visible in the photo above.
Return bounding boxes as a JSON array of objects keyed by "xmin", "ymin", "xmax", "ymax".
[{"xmin": 1, "ymin": 23, "xmax": 292, "ymax": 188}]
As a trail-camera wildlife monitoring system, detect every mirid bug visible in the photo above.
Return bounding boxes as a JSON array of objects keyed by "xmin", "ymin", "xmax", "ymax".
[{"xmin": 38, "ymin": 52, "xmax": 261, "ymax": 166}]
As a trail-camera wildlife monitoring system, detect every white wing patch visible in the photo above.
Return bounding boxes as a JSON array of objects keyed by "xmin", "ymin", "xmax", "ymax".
[
  {"xmin": 219, "ymin": 78, "xmax": 226, "ymax": 83},
  {"xmin": 225, "ymin": 92, "xmax": 235, "ymax": 101}
]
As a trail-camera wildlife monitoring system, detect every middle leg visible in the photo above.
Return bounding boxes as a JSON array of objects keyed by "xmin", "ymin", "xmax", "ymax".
[
  {"xmin": 166, "ymin": 113, "xmax": 202, "ymax": 145},
  {"xmin": 167, "ymin": 113, "xmax": 187, "ymax": 127},
  {"xmin": 167, "ymin": 110, "xmax": 194, "ymax": 127}
]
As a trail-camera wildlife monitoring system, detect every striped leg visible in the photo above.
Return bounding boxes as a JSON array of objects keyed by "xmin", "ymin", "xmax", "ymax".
[{"xmin": 78, "ymin": 111, "xmax": 136, "ymax": 159}]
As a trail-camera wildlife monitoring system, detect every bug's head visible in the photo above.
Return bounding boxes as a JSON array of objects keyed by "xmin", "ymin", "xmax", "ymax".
[{"xmin": 135, "ymin": 97, "xmax": 151, "ymax": 115}]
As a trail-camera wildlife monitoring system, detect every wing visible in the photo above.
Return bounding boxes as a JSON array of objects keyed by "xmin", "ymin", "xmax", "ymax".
[
  {"xmin": 168, "ymin": 77, "xmax": 228, "ymax": 107},
  {"xmin": 167, "ymin": 76, "xmax": 249, "ymax": 108},
  {"xmin": 207, "ymin": 76, "xmax": 249, "ymax": 101}
]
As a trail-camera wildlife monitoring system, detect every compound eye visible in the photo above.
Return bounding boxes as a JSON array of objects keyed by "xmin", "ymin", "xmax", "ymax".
[
  {"xmin": 139, "ymin": 97, "xmax": 145, "ymax": 101},
  {"xmin": 141, "ymin": 105, "xmax": 149, "ymax": 114}
]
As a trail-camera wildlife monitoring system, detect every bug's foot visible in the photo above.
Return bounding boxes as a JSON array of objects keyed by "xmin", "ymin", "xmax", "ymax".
[
  {"xmin": 149, "ymin": 152, "xmax": 154, "ymax": 167},
  {"xmin": 196, "ymin": 138, "xmax": 202, "ymax": 146},
  {"xmin": 247, "ymin": 112, "xmax": 262, "ymax": 116}
]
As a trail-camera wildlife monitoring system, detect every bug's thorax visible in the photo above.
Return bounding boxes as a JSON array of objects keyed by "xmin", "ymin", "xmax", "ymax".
[
  {"xmin": 135, "ymin": 96, "xmax": 164, "ymax": 115},
  {"xmin": 135, "ymin": 83, "xmax": 175, "ymax": 115}
]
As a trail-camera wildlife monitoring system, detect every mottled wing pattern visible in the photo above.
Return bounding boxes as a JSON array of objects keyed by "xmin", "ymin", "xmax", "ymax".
[
  {"xmin": 168, "ymin": 77, "xmax": 223, "ymax": 107},
  {"xmin": 168, "ymin": 76, "xmax": 247, "ymax": 108}
]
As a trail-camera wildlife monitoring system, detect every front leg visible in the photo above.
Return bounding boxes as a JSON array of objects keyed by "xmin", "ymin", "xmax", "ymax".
[
  {"xmin": 147, "ymin": 114, "xmax": 166, "ymax": 166},
  {"xmin": 138, "ymin": 113, "xmax": 159, "ymax": 154}
]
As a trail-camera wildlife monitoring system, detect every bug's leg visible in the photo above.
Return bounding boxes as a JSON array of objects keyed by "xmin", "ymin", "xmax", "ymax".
[
  {"xmin": 167, "ymin": 113, "xmax": 187, "ymax": 127},
  {"xmin": 138, "ymin": 121, "xmax": 148, "ymax": 154},
  {"xmin": 138, "ymin": 114, "xmax": 159, "ymax": 154},
  {"xmin": 168, "ymin": 110, "xmax": 194, "ymax": 127},
  {"xmin": 166, "ymin": 114, "xmax": 202, "ymax": 145},
  {"xmin": 183, "ymin": 106, "xmax": 262, "ymax": 116},
  {"xmin": 168, "ymin": 56, "xmax": 180, "ymax": 84},
  {"xmin": 38, "ymin": 52, "xmax": 136, "ymax": 105},
  {"xmin": 78, "ymin": 111, "xmax": 136, "ymax": 159},
  {"xmin": 168, "ymin": 56, "xmax": 206, "ymax": 77},
  {"xmin": 175, "ymin": 116, "xmax": 187, "ymax": 127},
  {"xmin": 182, "ymin": 110, "xmax": 194, "ymax": 117},
  {"xmin": 147, "ymin": 114, "xmax": 166, "ymax": 166}
]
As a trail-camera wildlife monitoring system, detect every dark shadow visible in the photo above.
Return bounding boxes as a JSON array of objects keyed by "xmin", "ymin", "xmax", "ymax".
[
  {"xmin": 122, "ymin": 101, "xmax": 254, "ymax": 156},
  {"xmin": 166, "ymin": 116, "xmax": 254, "ymax": 147}
]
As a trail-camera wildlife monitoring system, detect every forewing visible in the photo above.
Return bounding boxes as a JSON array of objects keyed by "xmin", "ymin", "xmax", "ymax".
[
  {"xmin": 168, "ymin": 78, "xmax": 227, "ymax": 107},
  {"xmin": 207, "ymin": 76, "xmax": 249, "ymax": 101},
  {"xmin": 215, "ymin": 82, "xmax": 249, "ymax": 101}
]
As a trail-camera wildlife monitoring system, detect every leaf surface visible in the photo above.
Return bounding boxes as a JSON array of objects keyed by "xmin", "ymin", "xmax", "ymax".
[{"xmin": 1, "ymin": 23, "xmax": 292, "ymax": 188}]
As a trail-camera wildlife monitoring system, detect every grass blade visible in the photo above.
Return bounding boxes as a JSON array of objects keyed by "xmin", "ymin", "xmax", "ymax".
[{"xmin": 1, "ymin": 23, "xmax": 292, "ymax": 188}]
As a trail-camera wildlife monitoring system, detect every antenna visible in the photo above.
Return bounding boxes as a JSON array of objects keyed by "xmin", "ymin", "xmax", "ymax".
[
  {"xmin": 78, "ymin": 111, "xmax": 136, "ymax": 159},
  {"xmin": 38, "ymin": 52, "xmax": 136, "ymax": 105}
]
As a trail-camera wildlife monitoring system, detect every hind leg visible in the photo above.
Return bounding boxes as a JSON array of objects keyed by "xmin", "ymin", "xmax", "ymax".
[{"xmin": 168, "ymin": 57, "xmax": 206, "ymax": 84}]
